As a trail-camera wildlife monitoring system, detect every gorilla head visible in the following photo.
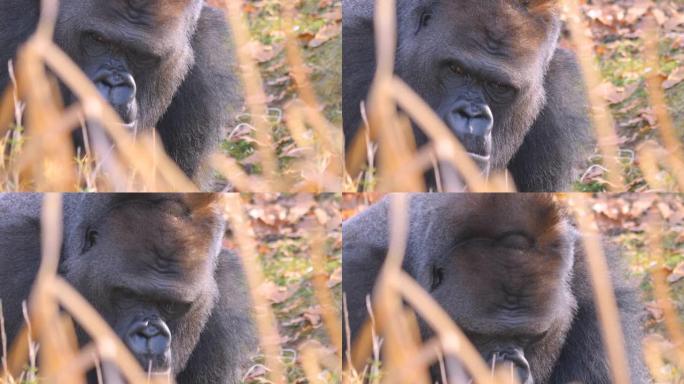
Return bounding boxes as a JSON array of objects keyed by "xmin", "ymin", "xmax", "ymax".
[
  {"xmin": 415, "ymin": 195, "xmax": 575, "ymax": 382},
  {"xmin": 395, "ymin": 0, "xmax": 561, "ymax": 171},
  {"xmin": 60, "ymin": 194, "xmax": 224, "ymax": 374},
  {"xmin": 0, "ymin": 193, "xmax": 255, "ymax": 382},
  {"xmin": 54, "ymin": 0, "xmax": 203, "ymax": 132},
  {"xmin": 343, "ymin": 0, "xmax": 590, "ymax": 191},
  {"xmin": 1, "ymin": 0, "xmax": 240, "ymax": 183},
  {"xmin": 342, "ymin": 194, "xmax": 649, "ymax": 383}
]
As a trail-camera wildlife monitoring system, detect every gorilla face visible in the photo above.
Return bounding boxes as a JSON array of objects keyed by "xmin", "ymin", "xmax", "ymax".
[
  {"xmin": 60, "ymin": 195, "xmax": 224, "ymax": 375},
  {"xmin": 54, "ymin": 0, "xmax": 203, "ymax": 132},
  {"xmin": 344, "ymin": 194, "xmax": 648, "ymax": 383},
  {"xmin": 413, "ymin": 195, "xmax": 576, "ymax": 383},
  {"xmin": 395, "ymin": 0, "xmax": 561, "ymax": 173}
]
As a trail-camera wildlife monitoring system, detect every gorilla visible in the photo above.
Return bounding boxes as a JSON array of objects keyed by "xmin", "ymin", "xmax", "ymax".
[
  {"xmin": 0, "ymin": 0, "xmax": 240, "ymax": 186},
  {"xmin": 343, "ymin": 0, "xmax": 591, "ymax": 192},
  {"xmin": 343, "ymin": 194, "xmax": 650, "ymax": 383},
  {"xmin": 0, "ymin": 193, "xmax": 255, "ymax": 383}
]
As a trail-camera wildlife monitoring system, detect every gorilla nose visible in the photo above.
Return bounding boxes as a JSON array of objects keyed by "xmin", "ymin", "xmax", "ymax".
[
  {"xmin": 125, "ymin": 317, "xmax": 172, "ymax": 370},
  {"xmin": 491, "ymin": 349, "xmax": 533, "ymax": 384},
  {"xmin": 445, "ymin": 100, "xmax": 493, "ymax": 157},
  {"xmin": 93, "ymin": 69, "xmax": 137, "ymax": 124}
]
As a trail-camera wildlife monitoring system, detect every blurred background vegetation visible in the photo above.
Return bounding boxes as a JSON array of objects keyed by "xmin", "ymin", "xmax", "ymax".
[
  {"xmin": 571, "ymin": 0, "xmax": 684, "ymax": 191},
  {"xmin": 234, "ymin": 193, "xmax": 342, "ymax": 383},
  {"xmin": 210, "ymin": 0, "xmax": 341, "ymax": 181}
]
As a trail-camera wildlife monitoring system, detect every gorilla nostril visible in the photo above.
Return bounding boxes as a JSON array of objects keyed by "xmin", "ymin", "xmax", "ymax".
[
  {"xmin": 447, "ymin": 101, "xmax": 493, "ymax": 136},
  {"xmin": 456, "ymin": 104, "xmax": 484, "ymax": 119},
  {"xmin": 93, "ymin": 70, "xmax": 136, "ymax": 103},
  {"xmin": 138, "ymin": 323, "xmax": 161, "ymax": 338},
  {"xmin": 126, "ymin": 318, "xmax": 172, "ymax": 354}
]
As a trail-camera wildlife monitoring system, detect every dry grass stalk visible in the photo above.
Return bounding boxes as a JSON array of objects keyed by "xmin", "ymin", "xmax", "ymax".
[
  {"xmin": 222, "ymin": 194, "xmax": 287, "ymax": 384},
  {"xmin": 642, "ymin": 16, "xmax": 684, "ymax": 192},
  {"xmin": 219, "ymin": 0, "xmax": 279, "ymax": 190},
  {"xmin": 566, "ymin": 194, "xmax": 631, "ymax": 384},
  {"xmin": 644, "ymin": 210, "xmax": 684, "ymax": 371},
  {"xmin": 310, "ymin": 230, "xmax": 343, "ymax": 355}
]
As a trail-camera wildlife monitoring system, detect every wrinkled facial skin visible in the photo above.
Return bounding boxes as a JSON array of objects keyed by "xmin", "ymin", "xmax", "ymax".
[
  {"xmin": 53, "ymin": 0, "xmax": 201, "ymax": 133},
  {"xmin": 395, "ymin": 0, "xmax": 561, "ymax": 173},
  {"xmin": 410, "ymin": 194, "xmax": 576, "ymax": 383},
  {"xmin": 61, "ymin": 195, "xmax": 224, "ymax": 375}
]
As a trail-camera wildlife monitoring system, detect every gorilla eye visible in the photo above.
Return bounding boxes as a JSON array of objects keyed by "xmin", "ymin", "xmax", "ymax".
[
  {"xmin": 430, "ymin": 266, "xmax": 444, "ymax": 291},
  {"xmin": 85, "ymin": 31, "xmax": 108, "ymax": 44},
  {"xmin": 498, "ymin": 232, "xmax": 533, "ymax": 250},
  {"xmin": 449, "ymin": 63, "xmax": 465, "ymax": 75},
  {"xmin": 160, "ymin": 301, "xmax": 192, "ymax": 320},
  {"xmin": 82, "ymin": 32, "xmax": 109, "ymax": 57},
  {"xmin": 487, "ymin": 81, "xmax": 516, "ymax": 99},
  {"xmin": 419, "ymin": 12, "xmax": 432, "ymax": 28},
  {"xmin": 83, "ymin": 229, "xmax": 98, "ymax": 252}
]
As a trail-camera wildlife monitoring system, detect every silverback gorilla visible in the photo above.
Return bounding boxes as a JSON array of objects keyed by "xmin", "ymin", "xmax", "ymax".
[
  {"xmin": 343, "ymin": 194, "xmax": 649, "ymax": 383},
  {"xmin": 0, "ymin": 0, "xmax": 240, "ymax": 186},
  {"xmin": 343, "ymin": 0, "xmax": 591, "ymax": 191},
  {"xmin": 0, "ymin": 194, "xmax": 254, "ymax": 383}
]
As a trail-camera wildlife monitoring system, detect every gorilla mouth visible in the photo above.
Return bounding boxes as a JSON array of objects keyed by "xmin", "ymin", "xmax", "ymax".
[
  {"xmin": 466, "ymin": 152, "xmax": 491, "ymax": 174},
  {"xmin": 121, "ymin": 120, "xmax": 137, "ymax": 133}
]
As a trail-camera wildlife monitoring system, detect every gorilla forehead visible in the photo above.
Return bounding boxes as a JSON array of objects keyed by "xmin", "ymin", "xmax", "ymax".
[
  {"xmin": 403, "ymin": 0, "xmax": 560, "ymax": 79},
  {"xmin": 62, "ymin": 194, "xmax": 224, "ymax": 257},
  {"xmin": 407, "ymin": 193, "xmax": 565, "ymax": 243},
  {"xmin": 60, "ymin": 0, "xmax": 202, "ymax": 44}
]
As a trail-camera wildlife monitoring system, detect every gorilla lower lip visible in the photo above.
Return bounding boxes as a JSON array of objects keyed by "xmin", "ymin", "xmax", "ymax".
[{"xmin": 122, "ymin": 121, "xmax": 137, "ymax": 132}]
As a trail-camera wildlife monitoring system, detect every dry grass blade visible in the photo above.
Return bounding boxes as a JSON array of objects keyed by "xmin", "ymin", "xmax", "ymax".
[
  {"xmin": 389, "ymin": 78, "xmax": 501, "ymax": 192},
  {"xmin": 310, "ymin": 230, "xmax": 343, "ymax": 356},
  {"xmin": 370, "ymin": 194, "xmax": 425, "ymax": 383},
  {"xmin": 566, "ymin": 194, "xmax": 631, "ymax": 384},
  {"xmin": 644, "ymin": 210, "xmax": 684, "ymax": 371},
  {"xmin": 220, "ymin": 0, "xmax": 279, "ymax": 190},
  {"xmin": 222, "ymin": 194, "xmax": 286, "ymax": 384},
  {"xmin": 562, "ymin": 0, "xmax": 624, "ymax": 191},
  {"xmin": 642, "ymin": 16, "xmax": 684, "ymax": 192},
  {"xmin": 391, "ymin": 272, "xmax": 497, "ymax": 384}
]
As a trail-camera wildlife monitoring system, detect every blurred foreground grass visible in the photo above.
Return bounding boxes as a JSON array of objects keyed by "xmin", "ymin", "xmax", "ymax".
[
  {"xmin": 232, "ymin": 193, "xmax": 342, "ymax": 383},
  {"xmin": 219, "ymin": 0, "xmax": 342, "ymax": 184}
]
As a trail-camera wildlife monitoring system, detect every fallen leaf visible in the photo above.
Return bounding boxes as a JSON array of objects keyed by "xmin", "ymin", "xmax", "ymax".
[
  {"xmin": 663, "ymin": 66, "xmax": 684, "ymax": 89},
  {"xmin": 308, "ymin": 23, "xmax": 341, "ymax": 48},
  {"xmin": 667, "ymin": 261, "xmax": 684, "ymax": 283}
]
